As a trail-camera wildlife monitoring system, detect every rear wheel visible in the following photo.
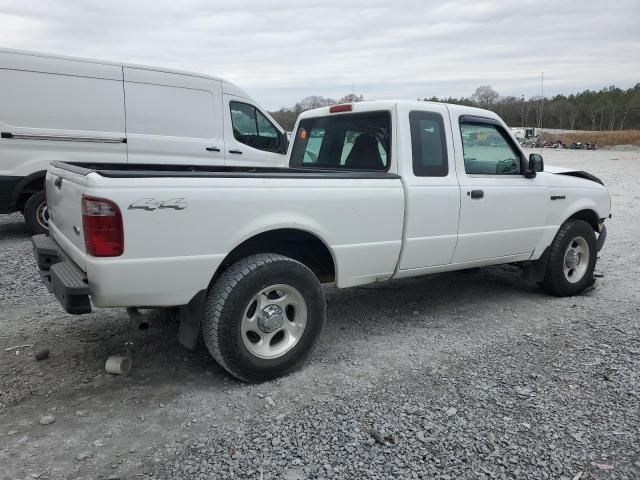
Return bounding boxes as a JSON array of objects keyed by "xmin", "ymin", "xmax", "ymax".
[
  {"xmin": 24, "ymin": 191, "xmax": 49, "ymax": 235},
  {"xmin": 202, "ymin": 254, "xmax": 326, "ymax": 383},
  {"xmin": 538, "ymin": 219, "xmax": 597, "ymax": 296}
]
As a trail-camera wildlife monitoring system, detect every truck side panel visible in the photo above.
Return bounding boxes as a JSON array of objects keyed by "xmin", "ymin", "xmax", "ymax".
[{"xmin": 52, "ymin": 172, "xmax": 404, "ymax": 307}]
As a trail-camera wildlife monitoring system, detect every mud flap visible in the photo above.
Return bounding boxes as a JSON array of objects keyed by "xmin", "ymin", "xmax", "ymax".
[
  {"xmin": 596, "ymin": 225, "xmax": 607, "ymax": 252},
  {"xmin": 177, "ymin": 290, "xmax": 206, "ymax": 350},
  {"xmin": 523, "ymin": 248, "xmax": 550, "ymax": 283}
]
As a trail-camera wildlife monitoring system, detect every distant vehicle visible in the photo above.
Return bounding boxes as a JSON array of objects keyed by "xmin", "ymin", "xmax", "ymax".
[
  {"xmin": 34, "ymin": 101, "xmax": 610, "ymax": 382},
  {"xmin": 511, "ymin": 127, "xmax": 536, "ymax": 141},
  {"xmin": 0, "ymin": 48, "xmax": 288, "ymax": 233}
]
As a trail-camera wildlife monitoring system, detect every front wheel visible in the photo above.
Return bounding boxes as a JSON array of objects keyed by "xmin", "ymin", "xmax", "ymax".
[
  {"xmin": 24, "ymin": 191, "xmax": 49, "ymax": 234},
  {"xmin": 538, "ymin": 219, "xmax": 597, "ymax": 297},
  {"xmin": 202, "ymin": 254, "xmax": 326, "ymax": 383}
]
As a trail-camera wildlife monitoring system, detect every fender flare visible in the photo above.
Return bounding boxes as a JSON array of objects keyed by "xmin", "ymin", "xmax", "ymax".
[
  {"xmin": 9, "ymin": 170, "xmax": 47, "ymax": 209},
  {"xmin": 216, "ymin": 216, "xmax": 338, "ymax": 281},
  {"xmin": 216, "ymin": 225, "xmax": 337, "ymax": 281}
]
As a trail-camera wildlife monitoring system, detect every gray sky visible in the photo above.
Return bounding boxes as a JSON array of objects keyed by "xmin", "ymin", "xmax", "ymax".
[{"xmin": 2, "ymin": 0, "xmax": 639, "ymax": 110}]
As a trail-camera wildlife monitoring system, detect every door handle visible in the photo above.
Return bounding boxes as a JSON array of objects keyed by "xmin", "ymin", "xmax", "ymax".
[
  {"xmin": 229, "ymin": 149, "xmax": 243, "ymax": 155},
  {"xmin": 468, "ymin": 190, "xmax": 484, "ymax": 199},
  {"xmin": 205, "ymin": 146, "xmax": 221, "ymax": 152},
  {"xmin": 54, "ymin": 177, "xmax": 62, "ymax": 189}
]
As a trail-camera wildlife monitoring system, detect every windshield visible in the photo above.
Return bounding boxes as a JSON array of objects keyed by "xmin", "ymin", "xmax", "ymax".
[{"xmin": 289, "ymin": 111, "xmax": 391, "ymax": 171}]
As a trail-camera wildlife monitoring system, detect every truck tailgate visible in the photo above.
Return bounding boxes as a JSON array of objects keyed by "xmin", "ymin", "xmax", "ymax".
[{"xmin": 46, "ymin": 166, "xmax": 88, "ymax": 271}]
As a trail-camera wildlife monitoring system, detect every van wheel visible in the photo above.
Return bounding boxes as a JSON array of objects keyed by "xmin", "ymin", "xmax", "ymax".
[
  {"xmin": 538, "ymin": 219, "xmax": 597, "ymax": 297},
  {"xmin": 24, "ymin": 191, "xmax": 49, "ymax": 234},
  {"xmin": 202, "ymin": 254, "xmax": 326, "ymax": 383}
]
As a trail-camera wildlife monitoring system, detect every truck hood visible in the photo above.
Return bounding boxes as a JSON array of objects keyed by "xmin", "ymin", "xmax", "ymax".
[
  {"xmin": 545, "ymin": 165, "xmax": 577, "ymax": 174},
  {"xmin": 545, "ymin": 165, "xmax": 604, "ymax": 186}
]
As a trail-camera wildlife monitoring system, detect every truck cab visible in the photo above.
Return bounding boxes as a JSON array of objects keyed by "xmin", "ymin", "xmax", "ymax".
[{"xmin": 289, "ymin": 101, "xmax": 607, "ymax": 274}]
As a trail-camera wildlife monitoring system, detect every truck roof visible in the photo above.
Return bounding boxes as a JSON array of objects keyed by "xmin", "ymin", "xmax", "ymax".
[
  {"xmin": 298, "ymin": 100, "xmax": 500, "ymax": 121},
  {"xmin": 0, "ymin": 47, "xmax": 252, "ymax": 99}
]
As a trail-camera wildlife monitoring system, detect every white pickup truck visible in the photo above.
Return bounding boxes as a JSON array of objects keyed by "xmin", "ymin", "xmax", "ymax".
[{"xmin": 32, "ymin": 100, "xmax": 610, "ymax": 382}]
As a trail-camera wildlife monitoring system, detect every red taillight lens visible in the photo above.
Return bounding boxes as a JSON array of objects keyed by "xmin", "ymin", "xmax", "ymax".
[
  {"xmin": 81, "ymin": 195, "xmax": 123, "ymax": 257},
  {"xmin": 329, "ymin": 104, "xmax": 353, "ymax": 113}
]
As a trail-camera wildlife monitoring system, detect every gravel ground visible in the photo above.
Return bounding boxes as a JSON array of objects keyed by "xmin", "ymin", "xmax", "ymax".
[{"xmin": 0, "ymin": 149, "xmax": 638, "ymax": 480}]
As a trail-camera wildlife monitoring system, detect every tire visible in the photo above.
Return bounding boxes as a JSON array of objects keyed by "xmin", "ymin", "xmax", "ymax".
[
  {"xmin": 202, "ymin": 254, "xmax": 326, "ymax": 383},
  {"xmin": 24, "ymin": 191, "xmax": 49, "ymax": 235},
  {"xmin": 538, "ymin": 219, "xmax": 597, "ymax": 297}
]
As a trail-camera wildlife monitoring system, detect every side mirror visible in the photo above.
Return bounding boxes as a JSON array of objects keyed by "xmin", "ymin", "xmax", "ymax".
[{"xmin": 529, "ymin": 153, "xmax": 544, "ymax": 172}]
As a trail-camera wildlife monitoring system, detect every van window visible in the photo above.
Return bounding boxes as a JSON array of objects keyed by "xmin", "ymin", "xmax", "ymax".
[
  {"xmin": 230, "ymin": 102, "xmax": 281, "ymax": 152},
  {"xmin": 0, "ymin": 69, "xmax": 124, "ymax": 133},
  {"xmin": 289, "ymin": 111, "xmax": 391, "ymax": 171},
  {"xmin": 410, "ymin": 111, "xmax": 448, "ymax": 177},
  {"xmin": 125, "ymin": 82, "xmax": 215, "ymax": 138}
]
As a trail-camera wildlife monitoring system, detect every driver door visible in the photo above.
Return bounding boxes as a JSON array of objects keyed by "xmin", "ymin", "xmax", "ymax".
[
  {"xmin": 452, "ymin": 117, "xmax": 549, "ymax": 263},
  {"xmin": 223, "ymin": 95, "xmax": 287, "ymax": 166}
]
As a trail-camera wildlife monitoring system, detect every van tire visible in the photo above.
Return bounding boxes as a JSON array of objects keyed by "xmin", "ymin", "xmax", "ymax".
[
  {"xmin": 201, "ymin": 254, "xmax": 326, "ymax": 383},
  {"xmin": 24, "ymin": 191, "xmax": 49, "ymax": 235},
  {"xmin": 537, "ymin": 219, "xmax": 597, "ymax": 297}
]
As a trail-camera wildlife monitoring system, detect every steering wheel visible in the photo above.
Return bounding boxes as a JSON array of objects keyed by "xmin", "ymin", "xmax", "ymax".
[{"xmin": 496, "ymin": 158, "xmax": 518, "ymax": 174}]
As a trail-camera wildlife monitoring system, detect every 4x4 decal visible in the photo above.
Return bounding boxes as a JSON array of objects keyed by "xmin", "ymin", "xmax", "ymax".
[{"xmin": 128, "ymin": 198, "xmax": 187, "ymax": 211}]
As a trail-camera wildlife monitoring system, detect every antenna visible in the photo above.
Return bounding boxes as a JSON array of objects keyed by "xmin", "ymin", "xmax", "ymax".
[
  {"xmin": 539, "ymin": 71, "xmax": 544, "ymax": 152},
  {"xmin": 541, "ymin": 71, "xmax": 544, "ymax": 132}
]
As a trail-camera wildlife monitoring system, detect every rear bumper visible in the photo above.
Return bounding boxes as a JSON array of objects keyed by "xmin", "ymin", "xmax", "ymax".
[{"xmin": 32, "ymin": 234, "xmax": 91, "ymax": 314}]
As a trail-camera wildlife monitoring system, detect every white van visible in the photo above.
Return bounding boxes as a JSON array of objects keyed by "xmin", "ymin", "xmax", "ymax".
[{"xmin": 0, "ymin": 48, "xmax": 288, "ymax": 233}]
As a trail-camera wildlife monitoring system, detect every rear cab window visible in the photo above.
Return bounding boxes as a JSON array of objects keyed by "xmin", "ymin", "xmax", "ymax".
[{"xmin": 289, "ymin": 111, "xmax": 391, "ymax": 171}]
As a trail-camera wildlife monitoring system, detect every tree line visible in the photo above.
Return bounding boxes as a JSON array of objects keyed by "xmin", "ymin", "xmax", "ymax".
[
  {"xmin": 424, "ymin": 84, "xmax": 640, "ymax": 131},
  {"xmin": 269, "ymin": 93, "xmax": 364, "ymax": 130},
  {"xmin": 270, "ymin": 84, "xmax": 640, "ymax": 132}
]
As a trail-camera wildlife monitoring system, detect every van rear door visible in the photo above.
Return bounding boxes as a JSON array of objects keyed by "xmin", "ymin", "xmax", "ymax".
[{"xmin": 123, "ymin": 68, "xmax": 225, "ymax": 166}]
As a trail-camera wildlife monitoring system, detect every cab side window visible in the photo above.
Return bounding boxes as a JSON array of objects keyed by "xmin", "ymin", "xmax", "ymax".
[
  {"xmin": 230, "ymin": 102, "xmax": 281, "ymax": 152},
  {"xmin": 460, "ymin": 122, "xmax": 522, "ymax": 175},
  {"xmin": 410, "ymin": 111, "xmax": 448, "ymax": 177}
]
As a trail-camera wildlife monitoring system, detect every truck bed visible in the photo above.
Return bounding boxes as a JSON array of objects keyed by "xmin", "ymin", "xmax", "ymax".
[{"xmin": 45, "ymin": 160, "xmax": 405, "ymax": 307}]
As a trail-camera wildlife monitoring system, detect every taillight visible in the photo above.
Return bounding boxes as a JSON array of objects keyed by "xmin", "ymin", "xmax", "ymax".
[
  {"xmin": 81, "ymin": 195, "xmax": 124, "ymax": 257},
  {"xmin": 329, "ymin": 104, "xmax": 353, "ymax": 113}
]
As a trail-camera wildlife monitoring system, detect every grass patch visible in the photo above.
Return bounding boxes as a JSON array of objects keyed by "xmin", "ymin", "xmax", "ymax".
[{"xmin": 544, "ymin": 130, "xmax": 640, "ymax": 146}]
